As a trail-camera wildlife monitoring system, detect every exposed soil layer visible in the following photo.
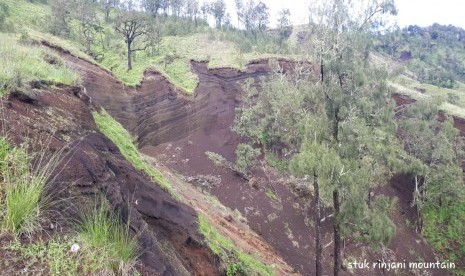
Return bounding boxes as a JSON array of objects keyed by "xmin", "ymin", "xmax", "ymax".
[
  {"xmin": 0, "ymin": 84, "xmax": 220, "ymax": 276},
  {"xmin": 139, "ymin": 68, "xmax": 447, "ymax": 275},
  {"xmin": 48, "ymin": 42, "xmax": 454, "ymax": 275}
]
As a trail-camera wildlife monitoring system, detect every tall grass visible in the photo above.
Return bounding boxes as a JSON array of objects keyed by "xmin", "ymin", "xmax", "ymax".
[
  {"xmin": 77, "ymin": 200, "xmax": 137, "ymax": 274},
  {"xmin": 0, "ymin": 33, "xmax": 80, "ymax": 96},
  {"xmin": 92, "ymin": 110, "xmax": 178, "ymax": 198},
  {"xmin": 0, "ymin": 136, "xmax": 65, "ymax": 236}
]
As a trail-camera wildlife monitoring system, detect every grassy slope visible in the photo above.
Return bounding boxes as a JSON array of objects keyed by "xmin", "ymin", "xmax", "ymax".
[
  {"xmin": 92, "ymin": 110, "xmax": 178, "ymax": 198},
  {"xmin": 97, "ymin": 30, "xmax": 297, "ymax": 94}
]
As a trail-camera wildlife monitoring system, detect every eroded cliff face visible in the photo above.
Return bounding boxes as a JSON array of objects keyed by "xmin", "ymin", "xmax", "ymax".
[
  {"xmin": 40, "ymin": 43, "xmax": 458, "ymax": 275},
  {"xmin": 1, "ymin": 83, "xmax": 220, "ymax": 275},
  {"xmin": 58, "ymin": 45, "xmax": 305, "ymax": 149}
]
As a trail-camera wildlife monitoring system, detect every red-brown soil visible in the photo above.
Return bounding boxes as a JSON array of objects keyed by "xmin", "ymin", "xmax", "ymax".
[
  {"xmin": 0, "ymin": 83, "xmax": 220, "ymax": 275},
  {"xmin": 38, "ymin": 41, "xmax": 456, "ymax": 275}
]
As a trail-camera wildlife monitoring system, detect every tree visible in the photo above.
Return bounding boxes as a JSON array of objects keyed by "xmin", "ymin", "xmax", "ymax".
[
  {"xmin": 143, "ymin": 0, "xmax": 162, "ymax": 17},
  {"xmin": 241, "ymin": 0, "xmax": 255, "ymax": 32},
  {"xmin": 200, "ymin": 0, "xmax": 209, "ymax": 21},
  {"xmin": 277, "ymin": 8, "xmax": 292, "ymax": 45},
  {"xmin": 99, "ymin": 0, "xmax": 120, "ymax": 22},
  {"xmin": 74, "ymin": 0, "xmax": 99, "ymax": 52},
  {"xmin": 209, "ymin": 0, "xmax": 226, "ymax": 28},
  {"xmin": 304, "ymin": 1, "xmax": 397, "ymax": 274},
  {"xmin": 160, "ymin": 0, "xmax": 170, "ymax": 15},
  {"xmin": 234, "ymin": 0, "xmax": 398, "ymax": 274},
  {"xmin": 49, "ymin": 0, "xmax": 73, "ymax": 37},
  {"xmin": 254, "ymin": 1, "xmax": 268, "ymax": 32},
  {"xmin": 114, "ymin": 8, "xmax": 152, "ymax": 70},
  {"xmin": 235, "ymin": 143, "xmax": 261, "ymax": 177},
  {"xmin": 234, "ymin": 0, "xmax": 243, "ymax": 28},
  {"xmin": 398, "ymin": 99, "xmax": 464, "ymax": 233},
  {"xmin": 170, "ymin": 0, "xmax": 184, "ymax": 17},
  {"xmin": 185, "ymin": 0, "xmax": 199, "ymax": 24}
]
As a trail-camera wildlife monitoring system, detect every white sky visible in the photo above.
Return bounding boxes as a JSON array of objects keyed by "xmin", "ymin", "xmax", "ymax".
[{"xmin": 223, "ymin": 0, "xmax": 465, "ymax": 29}]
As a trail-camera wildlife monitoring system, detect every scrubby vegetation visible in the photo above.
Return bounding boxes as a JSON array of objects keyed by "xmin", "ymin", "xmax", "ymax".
[
  {"xmin": 376, "ymin": 24, "xmax": 465, "ymax": 89},
  {"xmin": 92, "ymin": 110, "xmax": 177, "ymax": 197}
]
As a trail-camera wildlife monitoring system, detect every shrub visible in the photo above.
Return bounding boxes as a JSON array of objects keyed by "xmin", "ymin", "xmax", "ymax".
[{"xmin": 234, "ymin": 143, "xmax": 260, "ymax": 176}]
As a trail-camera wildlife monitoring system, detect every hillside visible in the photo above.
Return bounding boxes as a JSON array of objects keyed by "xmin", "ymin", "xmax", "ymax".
[{"xmin": 0, "ymin": 0, "xmax": 464, "ymax": 276}]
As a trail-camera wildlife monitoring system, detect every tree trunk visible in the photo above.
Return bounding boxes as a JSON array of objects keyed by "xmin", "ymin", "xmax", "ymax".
[
  {"xmin": 105, "ymin": 7, "xmax": 110, "ymax": 23},
  {"xmin": 314, "ymin": 175, "xmax": 322, "ymax": 276},
  {"xmin": 333, "ymin": 189, "xmax": 341, "ymax": 276},
  {"xmin": 127, "ymin": 40, "xmax": 132, "ymax": 71}
]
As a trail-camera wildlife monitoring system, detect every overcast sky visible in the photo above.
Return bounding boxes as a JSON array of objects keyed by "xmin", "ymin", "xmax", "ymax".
[{"xmin": 223, "ymin": 0, "xmax": 465, "ymax": 29}]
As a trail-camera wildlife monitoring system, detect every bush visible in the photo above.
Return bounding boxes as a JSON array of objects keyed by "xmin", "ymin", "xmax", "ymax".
[{"xmin": 234, "ymin": 143, "xmax": 260, "ymax": 176}]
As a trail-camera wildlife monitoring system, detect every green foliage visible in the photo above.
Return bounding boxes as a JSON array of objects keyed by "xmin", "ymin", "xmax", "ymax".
[
  {"xmin": 399, "ymin": 99, "xmax": 465, "ymax": 272},
  {"xmin": 447, "ymin": 93, "xmax": 460, "ymax": 104},
  {"xmin": 198, "ymin": 215, "xmax": 272, "ymax": 276},
  {"xmin": 0, "ymin": 33, "xmax": 80, "ymax": 96},
  {"xmin": 265, "ymin": 151, "xmax": 288, "ymax": 173},
  {"xmin": 0, "ymin": 2, "xmax": 12, "ymax": 32},
  {"xmin": 424, "ymin": 203, "xmax": 465, "ymax": 263},
  {"xmin": 234, "ymin": 143, "xmax": 260, "ymax": 176},
  {"xmin": 265, "ymin": 189, "xmax": 278, "ymax": 201},
  {"xmin": 4, "ymin": 237, "xmax": 82, "ymax": 275},
  {"xmin": 92, "ymin": 110, "xmax": 177, "ymax": 198},
  {"xmin": 0, "ymin": 137, "xmax": 61, "ymax": 237},
  {"xmin": 77, "ymin": 200, "xmax": 137, "ymax": 274},
  {"xmin": 376, "ymin": 24, "xmax": 465, "ymax": 89},
  {"xmin": 226, "ymin": 262, "xmax": 247, "ymax": 276}
]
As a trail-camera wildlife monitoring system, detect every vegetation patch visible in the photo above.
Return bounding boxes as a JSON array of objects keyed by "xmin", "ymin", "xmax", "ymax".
[
  {"xmin": 423, "ymin": 203, "xmax": 465, "ymax": 274},
  {"xmin": 3, "ymin": 236, "xmax": 82, "ymax": 275},
  {"xmin": 197, "ymin": 215, "xmax": 273, "ymax": 276},
  {"xmin": 0, "ymin": 137, "xmax": 62, "ymax": 237},
  {"xmin": 92, "ymin": 110, "xmax": 178, "ymax": 198},
  {"xmin": 77, "ymin": 200, "xmax": 138, "ymax": 275},
  {"xmin": 0, "ymin": 33, "xmax": 80, "ymax": 96}
]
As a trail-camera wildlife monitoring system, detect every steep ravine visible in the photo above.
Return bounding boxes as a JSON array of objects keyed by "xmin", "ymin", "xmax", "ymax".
[{"xmin": 54, "ymin": 44, "xmax": 454, "ymax": 275}]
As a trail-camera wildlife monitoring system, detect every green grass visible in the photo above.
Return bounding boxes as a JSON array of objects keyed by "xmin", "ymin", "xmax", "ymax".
[
  {"xmin": 390, "ymin": 78, "xmax": 465, "ymax": 119},
  {"xmin": 0, "ymin": 138, "xmax": 54, "ymax": 236},
  {"xmin": 4, "ymin": 236, "xmax": 82, "ymax": 275},
  {"xmin": 95, "ymin": 32, "xmax": 296, "ymax": 94},
  {"xmin": 77, "ymin": 201, "xmax": 137, "ymax": 274},
  {"xmin": 2, "ymin": 0, "xmax": 49, "ymax": 31},
  {"xmin": 198, "ymin": 215, "xmax": 273, "ymax": 276},
  {"xmin": 423, "ymin": 202, "xmax": 465, "ymax": 275},
  {"xmin": 92, "ymin": 110, "xmax": 178, "ymax": 198},
  {"xmin": 265, "ymin": 189, "xmax": 279, "ymax": 202},
  {"xmin": 0, "ymin": 33, "xmax": 80, "ymax": 96},
  {"xmin": 265, "ymin": 151, "xmax": 289, "ymax": 173}
]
